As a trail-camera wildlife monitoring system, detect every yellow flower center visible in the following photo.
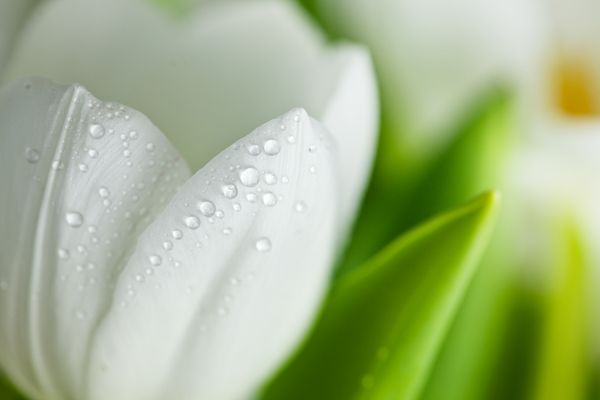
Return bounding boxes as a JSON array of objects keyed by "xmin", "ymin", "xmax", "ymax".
[{"xmin": 555, "ymin": 55, "xmax": 599, "ymax": 116}]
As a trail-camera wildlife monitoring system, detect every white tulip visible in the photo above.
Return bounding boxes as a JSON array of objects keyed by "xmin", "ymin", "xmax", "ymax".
[
  {"xmin": 314, "ymin": 0, "xmax": 548, "ymax": 163},
  {"xmin": 0, "ymin": 1, "xmax": 379, "ymax": 399}
]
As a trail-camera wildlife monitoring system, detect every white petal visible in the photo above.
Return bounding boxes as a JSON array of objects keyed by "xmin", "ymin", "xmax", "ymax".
[
  {"xmin": 85, "ymin": 109, "xmax": 338, "ymax": 400},
  {"xmin": 0, "ymin": 0, "xmax": 35, "ymax": 73},
  {"xmin": 316, "ymin": 0, "xmax": 548, "ymax": 161},
  {"xmin": 319, "ymin": 44, "xmax": 379, "ymax": 231},
  {"xmin": 0, "ymin": 77, "xmax": 190, "ymax": 399},
  {"xmin": 3, "ymin": 0, "xmax": 363, "ymax": 173}
]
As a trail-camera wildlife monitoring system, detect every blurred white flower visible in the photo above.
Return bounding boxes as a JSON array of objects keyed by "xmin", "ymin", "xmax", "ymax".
[{"xmin": 0, "ymin": 1, "xmax": 378, "ymax": 399}]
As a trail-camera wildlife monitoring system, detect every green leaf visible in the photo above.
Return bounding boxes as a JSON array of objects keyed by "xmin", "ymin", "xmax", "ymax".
[
  {"xmin": 530, "ymin": 217, "xmax": 591, "ymax": 400},
  {"xmin": 0, "ymin": 377, "xmax": 26, "ymax": 400},
  {"xmin": 261, "ymin": 191, "xmax": 500, "ymax": 400},
  {"xmin": 339, "ymin": 89, "xmax": 514, "ymax": 277}
]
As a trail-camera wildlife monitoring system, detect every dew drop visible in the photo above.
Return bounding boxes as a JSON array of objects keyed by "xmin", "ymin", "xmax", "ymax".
[
  {"xmin": 136, "ymin": 275, "xmax": 145, "ymax": 283},
  {"xmin": 57, "ymin": 248, "xmax": 70, "ymax": 259},
  {"xmin": 222, "ymin": 184, "xmax": 238, "ymax": 199},
  {"xmin": 129, "ymin": 131, "xmax": 138, "ymax": 140},
  {"xmin": 146, "ymin": 268, "xmax": 154, "ymax": 275},
  {"xmin": 287, "ymin": 136, "xmax": 296, "ymax": 144},
  {"xmin": 123, "ymin": 150, "xmax": 131, "ymax": 158},
  {"xmin": 172, "ymin": 230, "xmax": 183, "ymax": 240},
  {"xmin": 25, "ymin": 148, "xmax": 40, "ymax": 163},
  {"xmin": 78, "ymin": 163, "xmax": 89, "ymax": 172},
  {"xmin": 263, "ymin": 140, "xmax": 281, "ymax": 155},
  {"xmin": 294, "ymin": 115, "xmax": 301, "ymax": 122},
  {"xmin": 223, "ymin": 228, "xmax": 232, "ymax": 236},
  {"xmin": 199, "ymin": 201, "xmax": 216, "ymax": 216},
  {"xmin": 309, "ymin": 166, "xmax": 317, "ymax": 174},
  {"xmin": 265, "ymin": 172, "xmax": 277, "ymax": 185},
  {"xmin": 146, "ymin": 143, "xmax": 155, "ymax": 152},
  {"xmin": 309, "ymin": 145, "xmax": 317, "ymax": 153},
  {"xmin": 240, "ymin": 167, "xmax": 260, "ymax": 187},
  {"xmin": 149, "ymin": 255, "xmax": 162, "ymax": 266},
  {"xmin": 233, "ymin": 203, "xmax": 242, "ymax": 212},
  {"xmin": 65, "ymin": 212, "xmax": 83, "ymax": 227},
  {"xmin": 282, "ymin": 176, "xmax": 289, "ymax": 184},
  {"xmin": 248, "ymin": 145, "xmax": 261, "ymax": 156},
  {"xmin": 263, "ymin": 192, "xmax": 277, "ymax": 207},
  {"xmin": 163, "ymin": 241, "xmax": 173, "ymax": 250},
  {"xmin": 215, "ymin": 210, "xmax": 224, "ymax": 219},
  {"xmin": 89, "ymin": 124, "xmax": 105, "ymax": 139},
  {"xmin": 99, "ymin": 187, "xmax": 110, "ymax": 198},
  {"xmin": 52, "ymin": 160, "xmax": 62, "ymax": 170},
  {"xmin": 295, "ymin": 202, "xmax": 307, "ymax": 213},
  {"xmin": 88, "ymin": 149, "xmax": 98, "ymax": 158},
  {"xmin": 255, "ymin": 238, "xmax": 271, "ymax": 252},
  {"xmin": 185, "ymin": 216, "xmax": 200, "ymax": 230},
  {"xmin": 246, "ymin": 193, "xmax": 257, "ymax": 203}
]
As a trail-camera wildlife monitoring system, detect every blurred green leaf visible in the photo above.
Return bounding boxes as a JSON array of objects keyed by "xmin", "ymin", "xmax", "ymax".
[
  {"xmin": 0, "ymin": 377, "xmax": 26, "ymax": 400},
  {"xmin": 339, "ymin": 89, "xmax": 514, "ymax": 278},
  {"xmin": 261, "ymin": 191, "xmax": 500, "ymax": 400},
  {"xmin": 530, "ymin": 217, "xmax": 591, "ymax": 400}
]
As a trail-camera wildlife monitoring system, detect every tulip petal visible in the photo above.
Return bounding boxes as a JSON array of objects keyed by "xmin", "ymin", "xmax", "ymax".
[
  {"xmin": 85, "ymin": 108, "xmax": 338, "ymax": 400},
  {"xmin": 0, "ymin": 77, "xmax": 191, "ymax": 400},
  {"xmin": 314, "ymin": 0, "xmax": 548, "ymax": 162},
  {"xmin": 320, "ymin": 44, "xmax": 379, "ymax": 233},
  {"xmin": 2, "ymin": 0, "xmax": 374, "ymax": 176}
]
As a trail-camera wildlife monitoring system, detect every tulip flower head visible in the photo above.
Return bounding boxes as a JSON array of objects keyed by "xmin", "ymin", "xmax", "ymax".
[{"xmin": 0, "ymin": 1, "xmax": 378, "ymax": 399}]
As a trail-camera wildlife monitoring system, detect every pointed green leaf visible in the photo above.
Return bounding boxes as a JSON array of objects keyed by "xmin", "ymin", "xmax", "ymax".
[
  {"xmin": 531, "ymin": 217, "xmax": 591, "ymax": 400},
  {"xmin": 261, "ymin": 191, "xmax": 500, "ymax": 400}
]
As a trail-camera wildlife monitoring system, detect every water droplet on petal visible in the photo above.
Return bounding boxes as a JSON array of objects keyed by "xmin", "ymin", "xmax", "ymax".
[
  {"xmin": 295, "ymin": 202, "xmax": 307, "ymax": 213},
  {"xmin": 89, "ymin": 124, "xmax": 105, "ymax": 139},
  {"xmin": 129, "ymin": 131, "xmax": 138, "ymax": 140},
  {"xmin": 98, "ymin": 187, "xmax": 110, "ymax": 198},
  {"xmin": 309, "ymin": 166, "xmax": 317, "ymax": 174},
  {"xmin": 246, "ymin": 193, "xmax": 257, "ymax": 203},
  {"xmin": 233, "ymin": 203, "xmax": 242, "ymax": 212},
  {"xmin": 163, "ymin": 241, "xmax": 173, "ymax": 250},
  {"xmin": 265, "ymin": 172, "xmax": 277, "ymax": 185},
  {"xmin": 136, "ymin": 275, "xmax": 145, "ymax": 283},
  {"xmin": 65, "ymin": 212, "xmax": 83, "ymax": 227},
  {"xmin": 264, "ymin": 140, "xmax": 281, "ymax": 155},
  {"xmin": 185, "ymin": 216, "xmax": 200, "ymax": 230},
  {"xmin": 248, "ymin": 145, "xmax": 261, "ymax": 156},
  {"xmin": 263, "ymin": 192, "xmax": 277, "ymax": 207},
  {"xmin": 223, "ymin": 228, "xmax": 232, "ymax": 236},
  {"xmin": 287, "ymin": 136, "xmax": 296, "ymax": 144},
  {"xmin": 282, "ymin": 176, "xmax": 289, "ymax": 184},
  {"xmin": 25, "ymin": 148, "xmax": 40, "ymax": 163},
  {"xmin": 222, "ymin": 184, "xmax": 238, "ymax": 199},
  {"xmin": 199, "ymin": 201, "xmax": 216, "ymax": 216},
  {"xmin": 149, "ymin": 255, "xmax": 162, "ymax": 266},
  {"xmin": 309, "ymin": 145, "xmax": 317, "ymax": 153},
  {"xmin": 240, "ymin": 167, "xmax": 260, "ymax": 187},
  {"xmin": 123, "ymin": 150, "xmax": 131, "ymax": 158},
  {"xmin": 78, "ymin": 163, "xmax": 89, "ymax": 172},
  {"xmin": 172, "ymin": 230, "xmax": 183, "ymax": 240},
  {"xmin": 88, "ymin": 149, "xmax": 98, "ymax": 158},
  {"xmin": 255, "ymin": 238, "xmax": 271, "ymax": 252},
  {"xmin": 146, "ymin": 143, "xmax": 155, "ymax": 152},
  {"xmin": 57, "ymin": 248, "xmax": 70, "ymax": 259},
  {"xmin": 294, "ymin": 115, "xmax": 301, "ymax": 122}
]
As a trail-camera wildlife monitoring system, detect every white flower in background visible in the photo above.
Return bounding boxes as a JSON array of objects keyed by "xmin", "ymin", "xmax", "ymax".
[
  {"xmin": 313, "ymin": 0, "xmax": 547, "ymax": 164},
  {"xmin": 0, "ymin": 1, "xmax": 378, "ymax": 399}
]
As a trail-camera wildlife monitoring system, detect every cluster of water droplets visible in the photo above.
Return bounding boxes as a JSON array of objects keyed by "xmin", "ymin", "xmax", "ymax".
[
  {"xmin": 108, "ymin": 108, "xmax": 331, "ymax": 332},
  {"xmin": 28, "ymin": 86, "xmax": 190, "ymax": 321}
]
